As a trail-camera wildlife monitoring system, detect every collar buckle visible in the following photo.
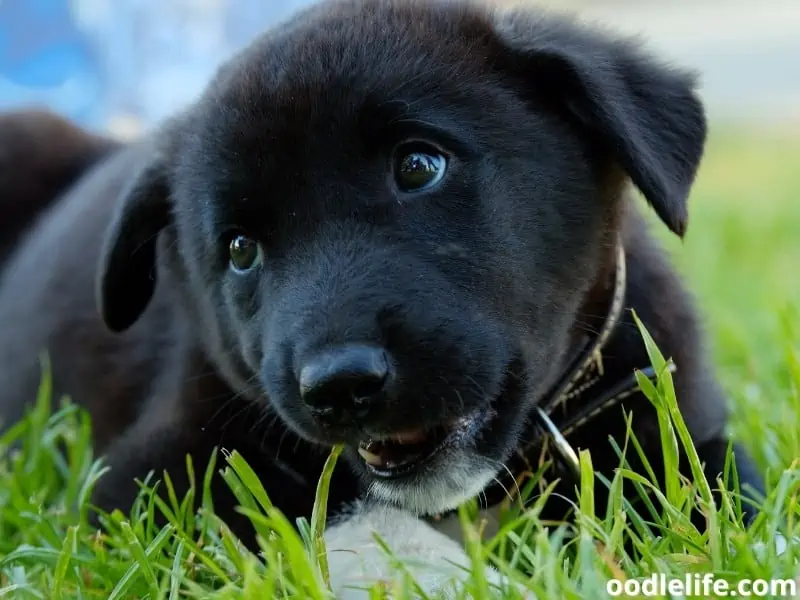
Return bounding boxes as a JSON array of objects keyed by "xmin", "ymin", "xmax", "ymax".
[{"xmin": 534, "ymin": 406, "xmax": 581, "ymax": 480}]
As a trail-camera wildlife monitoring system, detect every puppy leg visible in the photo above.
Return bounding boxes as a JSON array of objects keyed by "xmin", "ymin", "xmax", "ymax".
[
  {"xmin": 90, "ymin": 394, "xmax": 341, "ymax": 551},
  {"xmin": 91, "ymin": 415, "xmax": 260, "ymax": 547},
  {"xmin": 325, "ymin": 503, "xmax": 511, "ymax": 599},
  {"xmin": 97, "ymin": 415, "xmax": 513, "ymax": 595}
]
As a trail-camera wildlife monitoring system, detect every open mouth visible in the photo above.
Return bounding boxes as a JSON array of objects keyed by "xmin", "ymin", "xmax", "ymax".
[
  {"xmin": 352, "ymin": 359, "xmax": 522, "ymax": 480},
  {"xmin": 356, "ymin": 409, "xmax": 488, "ymax": 478}
]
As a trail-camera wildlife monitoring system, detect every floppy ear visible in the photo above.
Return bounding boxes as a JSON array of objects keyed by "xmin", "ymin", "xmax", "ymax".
[
  {"xmin": 97, "ymin": 157, "xmax": 171, "ymax": 332},
  {"xmin": 492, "ymin": 11, "xmax": 707, "ymax": 236}
]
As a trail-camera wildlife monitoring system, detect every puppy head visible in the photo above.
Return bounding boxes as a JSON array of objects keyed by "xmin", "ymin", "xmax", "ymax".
[{"xmin": 97, "ymin": 0, "xmax": 705, "ymax": 515}]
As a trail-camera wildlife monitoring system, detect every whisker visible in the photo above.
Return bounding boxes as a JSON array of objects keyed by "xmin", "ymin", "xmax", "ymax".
[
  {"xmin": 486, "ymin": 459, "xmax": 522, "ymax": 504},
  {"xmin": 489, "ymin": 478, "xmax": 514, "ymax": 504}
]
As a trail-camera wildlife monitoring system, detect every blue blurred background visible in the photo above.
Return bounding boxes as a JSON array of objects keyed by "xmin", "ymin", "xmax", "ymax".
[{"xmin": 0, "ymin": 0, "xmax": 317, "ymax": 135}]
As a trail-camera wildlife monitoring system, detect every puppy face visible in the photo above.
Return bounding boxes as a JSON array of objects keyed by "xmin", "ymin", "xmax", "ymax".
[{"xmin": 96, "ymin": 0, "xmax": 705, "ymax": 514}]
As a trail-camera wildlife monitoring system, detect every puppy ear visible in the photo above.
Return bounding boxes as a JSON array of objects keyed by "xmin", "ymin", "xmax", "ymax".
[
  {"xmin": 492, "ymin": 11, "xmax": 707, "ymax": 236},
  {"xmin": 97, "ymin": 156, "xmax": 171, "ymax": 332}
]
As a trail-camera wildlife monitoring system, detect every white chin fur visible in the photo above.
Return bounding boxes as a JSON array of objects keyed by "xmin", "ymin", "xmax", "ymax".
[{"xmin": 366, "ymin": 458, "xmax": 498, "ymax": 515}]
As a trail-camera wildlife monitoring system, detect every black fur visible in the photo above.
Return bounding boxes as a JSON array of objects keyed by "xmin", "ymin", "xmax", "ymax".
[
  {"xmin": 0, "ymin": 0, "xmax": 762, "ymax": 550},
  {"xmin": 0, "ymin": 110, "xmax": 119, "ymax": 265}
]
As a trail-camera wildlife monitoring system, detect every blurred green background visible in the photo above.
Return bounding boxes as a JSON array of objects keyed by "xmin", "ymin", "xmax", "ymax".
[
  {"xmin": 532, "ymin": 0, "xmax": 800, "ymax": 479},
  {"xmin": 660, "ymin": 128, "xmax": 800, "ymax": 478}
]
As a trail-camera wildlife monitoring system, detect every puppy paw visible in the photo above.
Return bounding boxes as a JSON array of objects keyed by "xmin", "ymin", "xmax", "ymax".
[{"xmin": 324, "ymin": 503, "xmax": 515, "ymax": 599}]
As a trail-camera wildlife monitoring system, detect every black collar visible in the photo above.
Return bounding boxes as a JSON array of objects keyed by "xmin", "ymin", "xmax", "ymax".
[{"xmin": 473, "ymin": 241, "xmax": 673, "ymax": 510}]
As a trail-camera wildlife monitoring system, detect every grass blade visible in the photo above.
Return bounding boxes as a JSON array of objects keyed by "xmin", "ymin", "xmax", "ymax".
[{"xmin": 310, "ymin": 444, "xmax": 344, "ymax": 591}]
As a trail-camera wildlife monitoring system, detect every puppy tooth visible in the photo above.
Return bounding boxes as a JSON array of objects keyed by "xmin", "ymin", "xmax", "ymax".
[
  {"xmin": 361, "ymin": 439, "xmax": 381, "ymax": 452},
  {"xmin": 357, "ymin": 446, "xmax": 384, "ymax": 466}
]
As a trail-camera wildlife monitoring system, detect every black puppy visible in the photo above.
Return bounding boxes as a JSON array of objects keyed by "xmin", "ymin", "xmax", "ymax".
[{"xmin": 0, "ymin": 0, "xmax": 763, "ymax": 594}]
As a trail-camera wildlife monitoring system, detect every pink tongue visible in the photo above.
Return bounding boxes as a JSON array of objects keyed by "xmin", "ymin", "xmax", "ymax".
[
  {"xmin": 357, "ymin": 431, "xmax": 430, "ymax": 468},
  {"xmin": 389, "ymin": 429, "xmax": 428, "ymax": 444},
  {"xmin": 357, "ymin": 443, "xmax": 384, "ymax": 466}
]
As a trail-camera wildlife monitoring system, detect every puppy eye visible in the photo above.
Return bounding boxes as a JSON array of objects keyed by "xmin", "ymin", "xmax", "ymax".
[
  {"xmin": 228, "ymin": 234, "xmax": 263, "ymax": 273},
  {"xmin": 392, "ymin": 142, "xmax": 447, "ymax": 193}
]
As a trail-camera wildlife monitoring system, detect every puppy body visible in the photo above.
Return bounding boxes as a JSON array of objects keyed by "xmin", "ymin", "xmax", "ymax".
[
  {"xmin": 0, "ymin": 144, "xmax": 153, "ymax": 444},
  {"xmin": 0, "ymin": 0, "xmax": 764, "ymax": 595},
  {"xmin": 0, "ymin": 110, "xmax": 119, "ymax": 265}
]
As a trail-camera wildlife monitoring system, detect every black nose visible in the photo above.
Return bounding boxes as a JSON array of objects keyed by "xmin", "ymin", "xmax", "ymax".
[{"xmin": 299, "ymin": 344, "xmax": 391, "ymax": 423}]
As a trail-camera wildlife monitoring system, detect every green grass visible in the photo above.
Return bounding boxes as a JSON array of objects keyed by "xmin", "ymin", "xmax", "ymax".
[{"xmin": 1, "ymin": 127, "xmax": 799, "ymax": 598}]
